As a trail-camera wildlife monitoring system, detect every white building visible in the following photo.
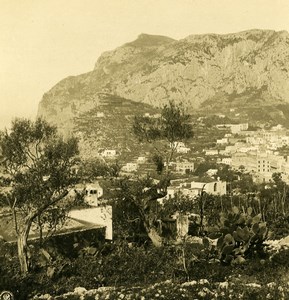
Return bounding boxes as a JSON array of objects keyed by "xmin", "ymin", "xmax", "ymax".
[
  {"xmin": 175, "ymin": 161, "xmax": 194, "ymax": 174},
  {"xmin": 205, "ymin": 149, "xmax": 219, "ymax": 156},
  {"xmin": 189, "ymin": 181, "xmax": 227, "ymax": 195},
  {"xmin": 137, "ymin": 156, "xmax": 147, "ymax": 163},
  {"xmin": 230, "ymin": 123, "xmax": 249, "ymax": 134},
  {"xmin": 165, "ymin": 180, "xmax": 227, "ymax": 199},
  {"xmin": 217, "ymin": 138, "xmax": 228, "ymax": 145},
  {"xmin": 101, "ymin": 149, "xmax": 117, "ymax": 158},
  {"xmin": 221, "ymin": 157, "xmax": 232, "ymax": 165},
  {"xmin": 231, "ymin": 151, "xmax": 257, "ymax": 173},
  {"xmin": 84, "ymin": 182, "xmax": 103, "ymax": 206},
  {"xmin": 224, "ymin": 145, "xmax": 237, "ymax": 154},
  {"xmin": 177, "ymin": 146, "xmax": 190, "ymax": 154},
  {"xmin": 69, "ymin": 206, "xmax": 112, "ymax": 240},
  {"xmin": 216, "ymin": 123, "xmax": 248, "ymax": 134},
  {"xmin": 170, "ymin": 142, "xmax": 190, "ymax": 154},
  {"xmin": 122, "ymin": 163, "xmax": 138, "ymax": 173},
  {"xmin": 96, "ymin": 112, "xmax": 105, "ymax": 118}
]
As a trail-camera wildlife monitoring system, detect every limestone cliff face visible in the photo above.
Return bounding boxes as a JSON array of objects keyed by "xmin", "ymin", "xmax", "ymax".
[{"xmin": 38, "ymin": 29, "xmax": 289, "ymax": 130}]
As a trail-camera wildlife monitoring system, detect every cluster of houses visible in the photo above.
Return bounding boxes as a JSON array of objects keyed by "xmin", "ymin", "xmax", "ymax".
[
  {"xmin": 64, "ymin": 117, "xmax": 289, "ymax": 244},
  {"xmin": 165, "ymin": 178, "xmax": 226, "ymax": 200},
  {"xmin": 9, "ymin": 112, "xmax": 289, "ymax": 248},
  {"xmin": 63, "ymin": 175, "xmax": 226, "ymax": 242},
  {"xmin": 216, "ymin": 123, "xmax": 249, "ymax": 134},
  {"xmin": 204, "ymin": 123, "xmax": 289, "ymax": 183},
  {"xmin": 121, "ymin": 157, "xmax": 195, "ymax": 175}
]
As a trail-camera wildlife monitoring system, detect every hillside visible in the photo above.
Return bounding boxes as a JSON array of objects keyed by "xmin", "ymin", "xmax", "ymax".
[
  {"xmin": 71, "ymin": 93, "xmax": 160, "ymax": 159},
  {"xmin": 37, "ymin": 29, "xmax": 289, "ymax": 151}
]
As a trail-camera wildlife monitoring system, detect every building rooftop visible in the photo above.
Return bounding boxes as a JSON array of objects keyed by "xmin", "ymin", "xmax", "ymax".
[{"xmin": 0, "ymin": 212, "xmax": 103, "ymax": 243}]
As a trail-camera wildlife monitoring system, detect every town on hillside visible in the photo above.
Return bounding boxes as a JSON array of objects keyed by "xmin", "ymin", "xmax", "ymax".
[{"xmin": 96, "ymin": 111, "xmax": 289, "ymax": 188}]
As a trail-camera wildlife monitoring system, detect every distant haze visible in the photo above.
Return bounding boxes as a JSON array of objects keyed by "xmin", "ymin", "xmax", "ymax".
[{"xmin": 1, "ymin": 0, "xmax": 289, "ymax": 129}]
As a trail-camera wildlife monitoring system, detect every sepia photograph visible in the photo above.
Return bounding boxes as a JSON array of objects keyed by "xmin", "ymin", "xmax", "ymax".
[{"xmin": 1, "ymin": 0, "xmax": 289, "ymax": 299}]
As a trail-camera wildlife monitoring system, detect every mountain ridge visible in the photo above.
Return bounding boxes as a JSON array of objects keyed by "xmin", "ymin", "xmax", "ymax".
[{"xmin": 38, "ymin": 29, "xmax": 289, "ymax": 133}]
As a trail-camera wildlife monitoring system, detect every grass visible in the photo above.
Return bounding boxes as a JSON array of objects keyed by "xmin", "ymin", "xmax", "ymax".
[{"xmin": 1, "ymin": 239, "xmax": 289, "ymax": 299}]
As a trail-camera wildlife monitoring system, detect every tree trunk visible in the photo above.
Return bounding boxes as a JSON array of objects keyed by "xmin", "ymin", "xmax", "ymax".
[
  {"xmin": 17, "ymin": 234, "xmax": 29, "ymax": 274},
  {"xmin": 147, "ymin": 227, "xmax": 163, "ymax": 247},
  {"xmin": 17, "ymin": 217, "xmax": 33, "ymax": 275},
  {"xmin": 12, "ymin": 191, "xmax": 69, "ymax": 275},
  {"xmin": 38, "ymin": 215, "xmax": 43, "ymax": 246},
  {"xmin": 141, "ymin": 205, "xmax": 163, "ymax": 247}
]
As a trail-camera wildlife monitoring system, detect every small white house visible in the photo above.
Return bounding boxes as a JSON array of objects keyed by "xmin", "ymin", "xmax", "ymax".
[
  {"xmin": 101, "ymin": 149, "xmax": 117, "ymax": 158},
  {"xmin": 189, "ymin": 181, "xmax": 227, "ymax": 196},
  {"xmin": 176, "ymin": 146, "xmax": 191, "ymax": 154},
  {"xmin": 137, "ymin": 156, "xmax": 147, "ymax": 163},
  {"xmin": 169, "ymin": 142, "xmax": 190, "ymax": 153},
  {"xmin": 217, "ymin": 138, "xmax": 228, "ymax": 145},
  {"xmin": 165, "ymin": 180, "xmax": 227, "ymax": 199},
  {"xmin": 230, "ymin": 123, "xmax": 249, "ymax": 134},
  {"xmin": 205, "ymin": 149, "xmax": 219, "ymax": 156},
  {"xmin": 96, "ymin": 112, "xmax": 105, "ymax": 118},
  {"xmin": 122, "ymin": 163, "xmax": 138, "ymax": 173},
  {"xmin": 221, "ymin": 157, "xmax": 232, "ymax": 165},
  {"xmin": 175, "ymin": 161, "xmax": 194, "ymax": 174},
  {"xmin": 84, "ymin": 182, "xmax": 103, "ymax": 206}
]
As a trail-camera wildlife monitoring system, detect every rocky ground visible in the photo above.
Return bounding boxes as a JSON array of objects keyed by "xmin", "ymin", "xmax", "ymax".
[{"xmin": 32, "ymin": 238, "xmax": 289, "ymax": 300}]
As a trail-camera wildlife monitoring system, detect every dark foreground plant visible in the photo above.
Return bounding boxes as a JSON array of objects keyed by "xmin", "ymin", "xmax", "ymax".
[
  {"xmin": 214, "ymin": 206, "xmax": 269, "ymax": 264},
  {"xmin": 1, "ymin": 238, "xmax": 287, "ymax": 299}
]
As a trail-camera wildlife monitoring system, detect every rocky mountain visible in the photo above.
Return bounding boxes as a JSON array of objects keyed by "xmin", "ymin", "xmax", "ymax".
[{"xmin": 38, "ymin": 29, "xmax": 289, "ymax": 137}]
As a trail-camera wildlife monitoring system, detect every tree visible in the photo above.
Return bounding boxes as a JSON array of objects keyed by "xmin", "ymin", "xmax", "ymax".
[
  {"xmin": 113, "ymin": 176, "xmax": 166, "ymax": 246},
  {"xmin": 0, "ymin": 118, "xmax": 79, "ymax": 274},
  {"xmin": 258, "ymin": 172, "xmax": 289, "ymax": 220},
  {"xmin": 119, "ymin": 101, "xmax": 194, "ymax": 246},
  {"xmin": 193, "ymin": 161, "xmax": 217, "ymax": 177},
  {"xmin": 133, "ymin": 101, "xmax": 193, "ymax": 175},
  {"xmin": 216, "ymin": 165, "xmax": 238, "ymax": 182},
  {"xmin": 272, "ymin": 173, "xmax": 288, "ymax": 216},
  {"xmin": 77, "ymin": 158, "xmax": 121, "ymax": 181},
  {"xmin": 114, "ymin": 176, "xmax": 193, "ymax": 246}
]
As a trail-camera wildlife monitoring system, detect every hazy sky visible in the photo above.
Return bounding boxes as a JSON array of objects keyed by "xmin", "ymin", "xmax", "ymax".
[{"xmin": 1, "ymin": 0, "xmax": 289, "ymax": 129}]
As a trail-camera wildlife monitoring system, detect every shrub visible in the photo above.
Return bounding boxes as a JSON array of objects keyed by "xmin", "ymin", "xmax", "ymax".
[
  {"xmin": 268, "ymin": 215, "xmax": 289, "ymax": 239},
  {"xmin": 214, "ymin": 206, "xmax": 268, "ymax": 264}
]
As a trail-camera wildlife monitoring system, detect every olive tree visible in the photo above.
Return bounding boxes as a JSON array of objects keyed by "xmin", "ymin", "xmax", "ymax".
[
  {"xmin": 0, "ymin": 118, "xmax": 79, "ymax": 274},
  {"xmin": 133, "ymin": 101, "xmax": 193, "ymax": 175}
]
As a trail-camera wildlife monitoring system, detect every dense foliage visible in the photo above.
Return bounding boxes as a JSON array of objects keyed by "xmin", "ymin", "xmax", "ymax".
[
  {"xmin": 133, "ymin": 100, "xmax": 193, "ymax": 173},
  {"xmin": 0, "ymin": 118, "xmax": 79, "ymax": 274},
  {"xmin": 1, "ymin": 238, "xmax": 289, "ymax": 299},
  {"xmin": 76, "ymin": 158, "xmax": 121, "ymax": 180}
]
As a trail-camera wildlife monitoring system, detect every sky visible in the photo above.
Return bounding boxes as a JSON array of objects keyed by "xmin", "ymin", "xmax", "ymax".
[{"xmin": 1, "ymin": 0, "xmax": 289, "ymax": 129}]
